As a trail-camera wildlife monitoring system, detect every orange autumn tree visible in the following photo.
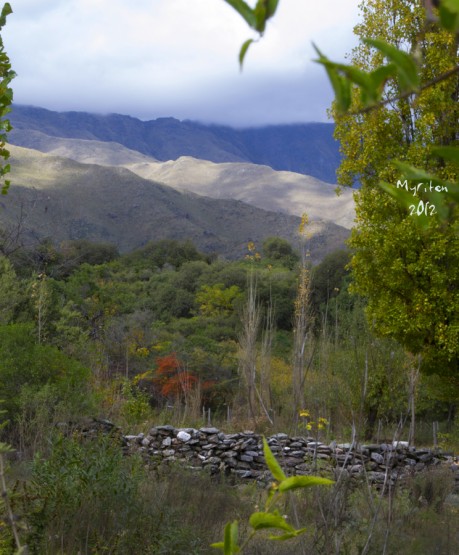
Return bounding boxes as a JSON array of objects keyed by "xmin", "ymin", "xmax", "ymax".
[{"xmin": 153, "ymin": 353, "xmax": 198, "ymax": 402}]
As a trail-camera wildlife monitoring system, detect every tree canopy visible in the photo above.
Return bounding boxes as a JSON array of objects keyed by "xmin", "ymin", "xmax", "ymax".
[{"xmin": 333, "ymin": 0, "xmax": 459, "ymax": 375}]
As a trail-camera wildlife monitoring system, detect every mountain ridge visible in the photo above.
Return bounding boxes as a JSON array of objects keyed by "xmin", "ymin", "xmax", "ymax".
[
  {"xmin": 9, "ymin": 105, "xmax": 341, "ymax": 183},
  {"xmin": 124, "ymin": 156, "xmax": 355, "ymax": 229},
  {"xmin": 2, "ymin": 145, "xmax": 349, "ymax": 262},
  {"xmin": 8, "ymin": 128, "xmax": 355, "ymax": 229}
]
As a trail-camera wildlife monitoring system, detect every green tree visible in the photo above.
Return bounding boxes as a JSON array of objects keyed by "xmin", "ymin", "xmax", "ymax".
[
  {"xmin": 262, "ymin": 236, "xmax": 299, "ymax": 269},
  {"xmin": 11, "ymin": 239, "xmax": 63, "ymax": 278},
  {"xmin": 310, "ymin": 249, "xmax": 351, "ymax": 332},
  {"xmin": 0, "ymin": 323, "xmax": 91, "ymax": 425},
  {"xmin": 125, "ymin": 239, "xmax": 206, "ymax": 270},
  {"xmin": 334, "ymin": 0, "xmax": 459, "ymax": 376},
  {"xmin": 0, "ymin": 254, "xmax": 19, "ymax": 324},
  {"xmin": 196, "ymin": 283, "xmax": 242, "ymax": 317},
  {"xmin": 58, "ymin": 239, "xmax": 119, "ymax": 276}
]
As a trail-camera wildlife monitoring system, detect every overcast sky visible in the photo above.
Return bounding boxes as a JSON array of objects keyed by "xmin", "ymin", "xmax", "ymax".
[{"xmin": 5, "ymin": 0, "xmax": 360, "ymax": 126}]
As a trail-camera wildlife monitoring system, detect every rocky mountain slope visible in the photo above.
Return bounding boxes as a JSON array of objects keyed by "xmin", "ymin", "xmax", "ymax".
[
  {"xmin": 2, "ymin": 145, "xmax": 349, "ymax": 262},
  {"xmin": 9, "ymin": 121, "xmax": 355, "ymax": 229},
  {"xmin": 124, "ymin": 156, "xmax": 354, "ymax": 229}
]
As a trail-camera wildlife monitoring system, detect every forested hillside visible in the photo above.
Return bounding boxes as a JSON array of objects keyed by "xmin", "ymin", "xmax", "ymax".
[{"xmin": 1, "ymin": 144, "xmax": 350, "ymax": 261}]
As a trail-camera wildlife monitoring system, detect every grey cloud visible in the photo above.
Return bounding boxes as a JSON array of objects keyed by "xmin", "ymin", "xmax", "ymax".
[
  {"xmin": 128, "ymin": 69, "xmax": 334, "ymax": 126},
  {"xmin": 12, "ymin": 67, "xmax": 334, "ymax": 127},
  {"xmin": 5, "ymin": 1, "xmax": 354, "ymax": 127}
]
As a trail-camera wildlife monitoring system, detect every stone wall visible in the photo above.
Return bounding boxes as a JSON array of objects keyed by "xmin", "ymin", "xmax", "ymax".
[{"xmin": 123, "ymin": 424, "xmax": 459, "ymax": 490}]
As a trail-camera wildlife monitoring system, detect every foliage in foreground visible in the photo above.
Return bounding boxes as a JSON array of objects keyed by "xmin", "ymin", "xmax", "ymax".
[
  {"xmin": 1, "ymin": 431, "xmax": 458, "ymax": 555},
  {"xmin": 212, "ymin": 437, "xmax": 333, "ymax": 553},
  {"xmin": 3, "ymin": 433, "xmax": 244, "ymax": 554}
]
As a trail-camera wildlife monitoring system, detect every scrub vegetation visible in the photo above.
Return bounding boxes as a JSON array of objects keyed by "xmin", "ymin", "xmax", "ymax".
[
  {"xmin": 1, "ymin": 0, "xmax": 459, "ymax": 553},
  {"xmin": 0, "ymin": 235, "xmax": 458, "ymax": 553}
]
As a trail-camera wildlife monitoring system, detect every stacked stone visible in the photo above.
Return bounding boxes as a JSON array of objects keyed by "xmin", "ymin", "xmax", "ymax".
[
  {"xmin": 123, "ymin": 426, "xmax": 459, "ymax": 489},
  {"xmin": 332, "ymin": 443, "xmax": 446, "ymax": 487}
]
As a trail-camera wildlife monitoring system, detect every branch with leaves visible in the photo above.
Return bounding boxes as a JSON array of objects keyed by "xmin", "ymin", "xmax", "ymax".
[
  {"xmin": 211, "ymin": 437, "xmax": 333, "ymax": 553},
  {"xmin": 223, "ymin": 0, "xmax": 279, "ymax": 67},
  {"xmin": 0, "ymin": 3, "xmax": 15, "ymax": 195}
]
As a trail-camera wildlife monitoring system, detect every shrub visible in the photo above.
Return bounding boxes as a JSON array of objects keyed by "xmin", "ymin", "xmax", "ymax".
[
  {"xmin": 21, "ymin": 433, "xmax": 244, "ymax": 554},
  {"xmin": 0, "ymin": 324, "xmax": 92, "ymax": 433}
]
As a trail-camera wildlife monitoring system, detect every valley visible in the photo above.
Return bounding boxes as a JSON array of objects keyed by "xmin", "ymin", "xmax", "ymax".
[{"xmin": 0, "ymin": 105, "xmax": 457, "ymax": 555}]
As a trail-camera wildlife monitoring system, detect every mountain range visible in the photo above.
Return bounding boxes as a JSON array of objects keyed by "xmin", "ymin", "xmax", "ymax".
[
  {"xmin": 1, "ymin": 105, "xmax": 354, "ymax": 262},
  {"xmin": 9, "ymin": 105, "xmax": 341, "ymax": 183}
]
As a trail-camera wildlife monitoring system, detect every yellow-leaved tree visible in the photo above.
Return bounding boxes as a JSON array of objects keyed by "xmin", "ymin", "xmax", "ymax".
[{"xmin": 334, "ymin": 0, "xmax": 459, "ymax": 379}]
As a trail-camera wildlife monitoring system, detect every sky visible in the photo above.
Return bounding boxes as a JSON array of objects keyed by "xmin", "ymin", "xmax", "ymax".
[{"xmin": 5, "ymin": 0, "xmax": 361, "ymax": 127}]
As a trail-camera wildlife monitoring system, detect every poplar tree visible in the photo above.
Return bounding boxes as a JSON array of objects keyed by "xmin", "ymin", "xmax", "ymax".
[{"xmin": 334, "ymin": 0, "xmax": 459, "ymax": 376}]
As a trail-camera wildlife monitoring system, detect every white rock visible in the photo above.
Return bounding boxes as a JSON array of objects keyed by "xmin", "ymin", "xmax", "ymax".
[
  {"xmin": 162, "ymin": 437, "xmax": 172, "ymax": 447},
  {"xmin": 393, "ymin": 441, "xmax": 409, "ymax": 448},
  {"xmin": 177, "ymin": 431, "xmax": 191, "ymax": 442}
]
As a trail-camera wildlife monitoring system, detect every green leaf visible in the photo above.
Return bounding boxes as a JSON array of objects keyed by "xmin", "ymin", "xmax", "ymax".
[
  {"xmin": 312, "ymin": 44, "xmax": 351, "ymax": 113},
  {"xmin": 318, "ymin": 59, "xmax": 376, "ymax": 101},
  {"xmin": 389, "ymin": 162, "xmax": 458, "ymax": 201},
  {"xmin": 251, "ymin": 0, "xmax": 279, "ymax": 33},
  {"xmin": 392, "ymin": 160, "xmax": 440, "ymax": 182},
  {"xmin": 364, "ymin": 38, "xmax": 420, "ymax": 92},
  {"xmin": 334, "ymin": 64, "xmax": 380, "ymax": 106},
  {"xmin": 265, "ymin": 0, "xmax": 280, "ymax": 19},
  {"xmin": 369, "ymin": 63, "xmax": 397, "ymax": 93},
  {"xmin": 328, "ymin": 70, "xmax": 352, "ymax": 113},
  {"xmin": 442, "ymin": 182, "xmax": 459, "ymax": 203},
  {"xmin": 254, "ymin": 1, "xmax": 267, "ymax": 33},
  {"xmin": 239, "ymin": 38, "xmax": 254, "ymax": 68},
  {"xmin": 1, "ymin": 178, "xmax": 9, "ymax": 195},
  {"xmin": 389, "ymin": 164, "xmax": 459, "ymax": 212},
  {"xmin": 379, "ymin": 181, "xmax": 432, "ymax": 228},
  {"xmin": 0, "ymin": 441, "xmax": 14, "ymax": 453},
  {"xmin": 439, "ymin": 0, "xmax": 459, "ymax": 32},
  {"xmin": 263, "ymin": 436, "xmax": 286, "ymax": 482},
  {"xmin": 278, "ymin": 475, "xmax": 334, "ymax": 492},
  {"xmin": 227, "ymin": 520, "xmax": 239, "ymax": 555},
  {"xmin": 0, "ymin": 3, "xmax": 12, "ymax": 29},
  {"xmin": 213, "ymin": 520, "xmax": 240, "ymax": 555},
  {"xmin": 380, "ymin": 172, "xmax": 459, "ymax": 228},
  {"xmin": 338, "ymin": 65, "xmax": 373, "ymax": 90},
  {"xmin": 269, "ymin": 528, "xmax": 307, "ymax": 541},
  {"xmin": 249, "ymin": 510, "xmax": 295, "ymax": 532},
  {"xmin": 431, "ymin": 146, "xmax": 459, "ymax": 167},
  {"xmin": 379, "ymin": 180, "xmax": 413, "ymax": 208},
  {"xmin": 223, "ymin": 0, "xmax": 257, "ymax": 28}
]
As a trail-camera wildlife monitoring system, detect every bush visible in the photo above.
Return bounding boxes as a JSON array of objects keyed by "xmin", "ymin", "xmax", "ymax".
[
  {"xmin": 23, "ymin": 434, "xmax": 142, "ymax": 553},
  {"xmin": 0, "ymin": 324, "xmax": 92, "ymax": 435},
  {"xmin": 21, "ymin": 433, "xmax": 244, "ymax": 554}
]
